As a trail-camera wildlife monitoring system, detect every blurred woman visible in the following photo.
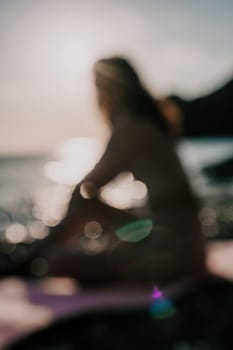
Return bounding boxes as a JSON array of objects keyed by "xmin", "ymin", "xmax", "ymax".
[{"xmin": 10, "ymin": 57, "xmax": 206, "ymax": 285}]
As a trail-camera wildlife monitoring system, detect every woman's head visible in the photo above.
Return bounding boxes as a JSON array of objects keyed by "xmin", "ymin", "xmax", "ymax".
[
  {"xmin": 94, "ymin": 57, "xmax": 141, "ymax": 89},
  {"xmin": 94, "ymin": 57, "xmax": 141, "ymax": 122},
  {"xmin": 93, "ymin": 56, "xmax": 168, "ymax": 132}
]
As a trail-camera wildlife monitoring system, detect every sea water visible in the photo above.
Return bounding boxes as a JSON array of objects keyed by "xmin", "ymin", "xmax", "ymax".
[{"xmin": 0, "ymin": 138, "xmax": 232, "ymax": 240}]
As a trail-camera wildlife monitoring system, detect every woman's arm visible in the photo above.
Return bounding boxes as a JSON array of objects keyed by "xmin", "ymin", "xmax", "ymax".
[{"xmin": 65, "ymin": 131, "xmax": 130, "ymax": 218}]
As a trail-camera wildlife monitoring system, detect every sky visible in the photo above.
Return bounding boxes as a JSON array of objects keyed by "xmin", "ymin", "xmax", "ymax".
[{"xmin": 0, "ymin": 0, "xmax": 233, "ymax": 155}]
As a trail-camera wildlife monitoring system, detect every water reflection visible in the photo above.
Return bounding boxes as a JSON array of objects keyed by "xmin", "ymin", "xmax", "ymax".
[
  {"xmin": 32, "ymin": 185, "xmax": 72, "ymax": 226},
  {"xmin": 40, "ymin": 139, "xmax": 149, "ymax": 227},
  {"xmin": 0, "ymin": 137, "xmax": 232, "ymax": 285},
  {"xmin": 0, "ymin": 136, "xmax": 153, "ymax": 277}
]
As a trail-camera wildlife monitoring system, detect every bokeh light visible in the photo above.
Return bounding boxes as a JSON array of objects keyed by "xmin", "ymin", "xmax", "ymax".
[
  {"xmin": 27, "ymin": 221, "xmax": 49, "ymax": 240},
  {"xmin": 32, "ymin": 185, "xmax": 72, "ymax": 226},
  {"xmin": 84, "ymin": 221, "xmax": 103, "ymax": 239},
  {"xmin": 99, "ymin": 171, "xmax": 148, "ymax": 210},
  {"xmin": 199, "ymin": 207, "xmax": 220, "ymax": 238},
  {"xmin": 79, "ymin": 235, "xmax": 109, "ymax": 255},
  {"xmin": 5, "ymin": 223, "xmax": 28, "ymax": 244}
]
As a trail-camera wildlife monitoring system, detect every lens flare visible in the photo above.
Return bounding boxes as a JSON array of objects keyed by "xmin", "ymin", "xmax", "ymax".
[
  {"xmin": 150, "ymin": 287, "xmax": 176, "ymax": 319},
  {"xmin": 115, "ymin": 219, "xmax": 153, "ymax": 243}
]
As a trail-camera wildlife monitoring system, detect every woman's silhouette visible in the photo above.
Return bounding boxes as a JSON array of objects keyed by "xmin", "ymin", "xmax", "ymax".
[{"xmin": 10, "ymin": 57, "xmax": 206, "ymax": 285}]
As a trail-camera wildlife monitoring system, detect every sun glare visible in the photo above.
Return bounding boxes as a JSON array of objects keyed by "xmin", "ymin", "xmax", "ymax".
[{"xmin": 44, "ymin": 137, "xmax": 104, "ymax": 186}]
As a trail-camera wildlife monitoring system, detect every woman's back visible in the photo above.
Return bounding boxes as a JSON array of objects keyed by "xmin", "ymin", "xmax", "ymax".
[
  {"xmin": 92, "ymin": 117, "xmax": 205, "ymax": 284},
  {"xmin": 108, "ymin": 118, "xmax": 200, "ymax": 233}
]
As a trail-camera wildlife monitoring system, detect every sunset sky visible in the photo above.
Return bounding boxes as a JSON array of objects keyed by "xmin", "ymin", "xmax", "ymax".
[{"xmin": 0, "ymin": 0, "xmax": 232, "ymax": 155}]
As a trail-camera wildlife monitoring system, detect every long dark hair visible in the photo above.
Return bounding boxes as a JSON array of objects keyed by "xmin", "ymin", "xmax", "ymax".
[{"xmin": 94, "ymin": 57, "xmax": 169, "ymax": 132}]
